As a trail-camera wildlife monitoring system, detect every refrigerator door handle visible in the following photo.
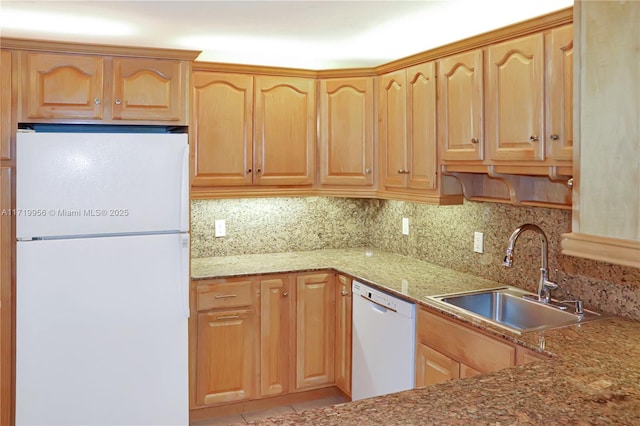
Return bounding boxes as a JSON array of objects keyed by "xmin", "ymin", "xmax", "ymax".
[
  {"xmin": 179, "ymin": 144, "xmax": 190, "ymax": 233},
  {"xmin": 180, "ymin": 234, "xmax": 190, "ymax": 318}
]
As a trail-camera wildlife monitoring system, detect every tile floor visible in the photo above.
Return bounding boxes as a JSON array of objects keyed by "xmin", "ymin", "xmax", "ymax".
[{"xmin": 190, "ymin": 395, "xmax": 348, "ymax": 426}]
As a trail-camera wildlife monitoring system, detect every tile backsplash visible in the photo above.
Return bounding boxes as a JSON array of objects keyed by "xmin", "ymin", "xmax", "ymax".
[{"xmin": 191, "ymin": 197, "xmax": 640, "ymax": 321}]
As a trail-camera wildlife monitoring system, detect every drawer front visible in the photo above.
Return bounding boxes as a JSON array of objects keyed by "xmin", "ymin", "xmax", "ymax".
[
  {"xmin": 197, "ymin": 280, "xmax": 254, "ymax": 311},
  {"xmin": 418, "ymin": 308, "xmax": 515, "ymax": 373}
]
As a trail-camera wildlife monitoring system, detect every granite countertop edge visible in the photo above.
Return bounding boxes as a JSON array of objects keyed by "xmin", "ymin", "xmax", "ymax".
[{"xmin": 191, "ymin": 248, "xmax": 640, "ymax": 425}]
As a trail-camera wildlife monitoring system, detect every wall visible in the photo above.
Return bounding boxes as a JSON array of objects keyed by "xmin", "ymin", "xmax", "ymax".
[
  {"xmin": 191, "ymin": 197, "xmax": 640, "ymax": 321},
  {"xmin": 191, "ymin": 197, "xmax": 374, "ymax": 258}
]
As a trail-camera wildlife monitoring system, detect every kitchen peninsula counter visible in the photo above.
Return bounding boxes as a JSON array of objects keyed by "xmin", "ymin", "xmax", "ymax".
[{"xmin": 192, "ymin": 249, "xmax": 640, "ymax": 425}]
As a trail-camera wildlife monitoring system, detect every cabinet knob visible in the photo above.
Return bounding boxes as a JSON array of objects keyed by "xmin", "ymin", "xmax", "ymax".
[
  {"xmin": 341, "ymin": 290, "xmax": 348, "ymax": 296},
  {"xmin": 365, "ymin": 168, "xmax": 372, "ymax": 174},
  {"xmin": 283, "ymin": 292, "xmax": 289, "ymax": 297},
  {"xmin": 256, "ymin": 168, "xmax": 262, "ymax": 173},
  {"xmin": 246, "ymin": 168, "xmax": 252, "ymax": 173},
  {"xmin": 550, "ymin": 134, "xmax": 560, "ymax": 141},
  {"xmin": 94, "ymin": 98, "xmax": 101, "ymax": 105},
  {"xmin": 529, "ymin": 135, "xmax": 539, "ymax": 142},
  {"xmin": 567, "ymin": 178, "xmax": 574, "ymax": 189},
  {"xmin": 114, "ymin": 98, "xmax": 122, "ymax": 105},
  {"xmin": 470, "ymin": 137, "xmax": 479, "ymax": 144},
  {"xmin": 404, "ymin": 169, "xmax": 410, "ymax": 174},
  {"xmin": 397, "ymin": 168, "xmax": 403, "ymax": 174}
]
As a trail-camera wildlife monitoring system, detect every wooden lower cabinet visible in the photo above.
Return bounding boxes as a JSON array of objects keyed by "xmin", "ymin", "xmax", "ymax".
[
  {"xmin": 193, "ymin": 271, "xmax": 342, "ymax": 411},
  {"xmin": 334, "ymin": 274, "xmax": 352, "ymax": 396},
  {"xmin": 259, "ymin": 276, "xmax": 291, "ymax": 397},
  {"xmin": 196, "ymin": 308, "xmax": 257, "ymax": 405},
  {"xmin": 295, "ymin": 273, "xmax": 335, "ymax": 390},
  {"xmin": 415, "ymin": 307, "xmax": 545, "ymax": 388}
]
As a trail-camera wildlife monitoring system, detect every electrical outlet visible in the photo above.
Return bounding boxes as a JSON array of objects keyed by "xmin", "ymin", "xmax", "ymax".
[
  {"xmin": 474, "ymin": 231, "xmax": 484, "ymax": 253},
  {"xmin": 215, "ymin": 219, "xmax": 226, "ymax": 237},
  {"xmin": 402, "ymin": 217, "xmax": 409, "ymax": 235}
]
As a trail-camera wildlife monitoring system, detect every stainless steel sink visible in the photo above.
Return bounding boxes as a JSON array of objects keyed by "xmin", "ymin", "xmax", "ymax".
[{"xmin": 428, "ymin": 287, "xmax": 602, "ymax": 334}]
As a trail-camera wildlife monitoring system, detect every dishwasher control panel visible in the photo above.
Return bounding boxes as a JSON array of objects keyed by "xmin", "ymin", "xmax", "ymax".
[{"xmin": 352, "ymin": 281, "xmax": 415, "ymax": 318}]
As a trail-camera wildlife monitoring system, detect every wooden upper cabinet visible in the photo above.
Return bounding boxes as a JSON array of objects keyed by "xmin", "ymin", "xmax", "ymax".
[
  {"xmin": 547, "ymin": 25, "xmax": 574, "ymax": 163},
  {"xmin": 112, "ymin": 58, "xmax": 186, "ymax": 122},
  {"xmin": 23, "ymin": 52, "xmax": 104, "ymax": 120},
  {"xmin": 438, "ymin": 49, "xmax": 484, "ymax": 162},
  {"xmin": 254, "ymin": 76, "xmax": 316, "ymax": 186},
  {"xmin": 487, "ymin": 33, "xmax": 545, "ymax": 162},
  {"xmin": 379, "ymin": 62, "xmax": 437, "ymax": 191},
  {"xmin": 295, "ymin": 273, "xmax": 335, "ymax": 390},
  {"xmin": 379, "ymin": 70, "xmax": 407, "ymax": 189},
  {"xmin": 191, "ymin": 72, "xmax": 253, "ymax": 187},
  {"xmin": 1, "ymin": 51, "xmax": 11, "ymax": 161},
  {"xmin": 406, "ymin": 62, "xmax": 437, "ymax": 190},
  {"xmin": 319, "ymin": 77, "xmax": 374, "ymax": 186},
  {"xmin": 20, "ymin": 52, "xmax": 189, "ymax": 124},
  {"xmin": 259, "ymin": 276, "xmax": 291, "ymax": 398}
]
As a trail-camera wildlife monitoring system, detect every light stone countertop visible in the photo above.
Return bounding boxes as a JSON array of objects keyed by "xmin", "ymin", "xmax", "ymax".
[{"xmin": 192, "ymin": 248, "xmax": 640, "ymax": 425}]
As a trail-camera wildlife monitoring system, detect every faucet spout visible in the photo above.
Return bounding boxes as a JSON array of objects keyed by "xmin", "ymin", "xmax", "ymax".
[{"xmin": 503, "ymin": 224, "xmax": 557, "ymax": 302}]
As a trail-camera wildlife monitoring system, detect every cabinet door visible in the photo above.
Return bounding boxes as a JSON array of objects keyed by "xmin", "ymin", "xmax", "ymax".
[
  {"xmin": 319, "ymin": 77, "xmax": 374, "ymax": 186},
  {"xmin": 406, "ymin": 62, "xmax": 437, "ymax": 190},
  {"xmin": 415, "ymin": 343, "xmax": 460, "ymax": 387},
  {"xmin": 438, "ymin": 50, "xmax": 484, "ymax": 161},
  {"xmin": 459, "ymin": 363, "xmax": 481, "ymax": 378},
  {"xmin": 23, "ymin": 52, "xmax": 104, "ymax": 120},
  {"xmin": 112, "ymin": 58, "xmax": 186, "ymax": 122},
  {"xmin": 547, "ymin": 25, "xmax": 574, "ymax": 162},
  {"xmin": 196, "ymin": 309, "xmax": 255, "ymax": 405},
  {"xmin": 0, "ymin": 167, "xmax": 12, "ymax": 426},
  {"xmin": 487, "ymin": 33, "xmax": 545, "ymax": 161},
  {"xmin": 334, "ymin": 274, "xmax": 352, "ymax": 396},
  {"xmin": 295, "ymin": 273, "xmax": 335, "ymax": 390},
  {"xmin": 254, "ymin": 76, "xmax": 315, "ymax": 186},
  {"xmin": 260, "ymin": 277, "xmax": 290, "ymax": 397},
  {"xmin": 191, "ymin": 72, "xmax": 253, "ymax": 186},
  {"xmin": 1, "ymin": 51, "xmax": 11, "ymax": 160},
  {"xmin": 379, "ymin": 70, "xmax": 407, "ymax": 188}
]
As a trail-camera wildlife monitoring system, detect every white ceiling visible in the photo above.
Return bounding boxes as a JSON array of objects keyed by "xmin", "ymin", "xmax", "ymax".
[{"xmin": 0, "ymin": 0, "xmax": 573, "ymax": 69}]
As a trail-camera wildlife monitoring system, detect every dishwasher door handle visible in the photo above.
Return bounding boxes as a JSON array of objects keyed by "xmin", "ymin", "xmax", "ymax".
[{"xmin": 360, "ymin": 294, "xmax": 397, "ymax": 313}]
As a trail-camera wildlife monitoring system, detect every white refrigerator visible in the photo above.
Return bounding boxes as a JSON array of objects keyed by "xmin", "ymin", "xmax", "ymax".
[{"xmin": 16, "ymin": 131, "xmax": 190, "ymax": 426}]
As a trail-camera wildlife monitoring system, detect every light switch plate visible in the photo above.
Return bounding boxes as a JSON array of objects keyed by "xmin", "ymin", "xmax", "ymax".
[
  {"xmin": 215, "ymin": 219, "xmax": 226, "ymax": 237},
  {"xmin": 474, "ymin": 231, "xmax": 484, "ymax": 253},
  {"xmin": 402, "ymin": 217, "xmax": 409, "ymax": 235}
]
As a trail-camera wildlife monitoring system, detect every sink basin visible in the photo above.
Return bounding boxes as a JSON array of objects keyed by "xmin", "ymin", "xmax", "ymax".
[{"xmin": 428, "ymin": 287, "xmax": 602, "ymax": 334}]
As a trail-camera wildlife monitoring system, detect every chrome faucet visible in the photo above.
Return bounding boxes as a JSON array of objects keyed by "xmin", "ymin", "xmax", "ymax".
[{"xmin": 503, "ymin": 224, "xmax": 558, "ymax": 303}]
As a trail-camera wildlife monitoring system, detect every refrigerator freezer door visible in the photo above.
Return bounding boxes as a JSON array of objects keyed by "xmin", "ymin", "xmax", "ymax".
[
  {"xmin": 16, "ymin": 234, "xmax": 189, "ymax": 426},
  {"xmin": 16, "ymin": 132, "xmax": 189, "ymax": 239}
]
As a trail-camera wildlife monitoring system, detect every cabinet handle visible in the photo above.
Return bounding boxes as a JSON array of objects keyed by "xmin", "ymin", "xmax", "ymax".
[
  {"xmin": 216, "ymin": 314, "xmax": 240, "ymax": 320},
  {"xmin": 530, "ymin": 135, "xmax": 539, "ymax": 142},
  {"xmin": 94, "ymin": 98, "xmax": 101, "ymax": 105},
  {"xmin": 341, "ymin": 290, "xmax": 348, "ymax": 296},
  {"xmin": 365, "ymin": 168, "xmax": 372, "ymax": 174},
  {"xmin": 214, "ymin": 293, "xmax": 237, "ymax": 299},
  {"xmin": 550, "ymin": 134, "xmax": 560, "ymax": 141},
  {"xmin": 283, "ymin": 292, "xmax": 289, "ymax": 297},
  {"xmin": 114, "ymin": 98, "xmax": 122, "ymax": 105},
  {"xmin": 470, "ymin": 137, "xmax": 479, "ymax": 144}
]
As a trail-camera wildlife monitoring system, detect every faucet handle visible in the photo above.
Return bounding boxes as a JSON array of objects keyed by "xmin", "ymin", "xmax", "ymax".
[{"xmin": 503, "ymin": 249, "xmax": 514, "ymax": 267}]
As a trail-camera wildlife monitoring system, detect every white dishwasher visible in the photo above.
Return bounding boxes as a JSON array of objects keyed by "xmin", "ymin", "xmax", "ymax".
[{"xmin": 351, "ymin": 280, "xmax": 416, "ymax": 401}]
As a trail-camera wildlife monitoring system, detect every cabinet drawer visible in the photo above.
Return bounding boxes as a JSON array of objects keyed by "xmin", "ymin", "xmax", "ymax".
[
  {"xmin": 197, "ymin": 280, "xmax": 254, "ymax": 311},
  {"xmin": 418, "ymin": 308, "xmax": 515, "ymax": 373}
]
